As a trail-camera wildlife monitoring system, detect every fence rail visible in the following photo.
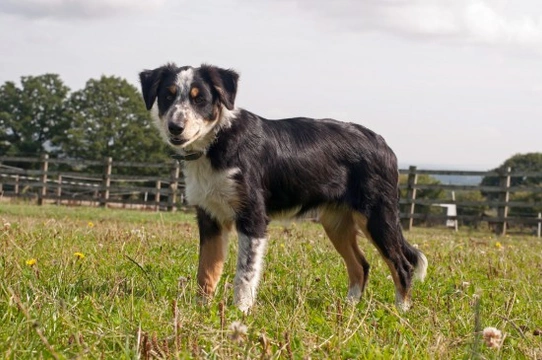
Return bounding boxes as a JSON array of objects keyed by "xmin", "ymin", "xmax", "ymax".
[
  {"xmin": 1, "ymin": 156, "xmax": 541, "ymax": 236},
  {"xmin": 399, "ymin": 165, "xmax": 542, "ymax": 236},
  {"xmin": 0, "ymin": 155, "xmax": 182, "ymax": 212}
]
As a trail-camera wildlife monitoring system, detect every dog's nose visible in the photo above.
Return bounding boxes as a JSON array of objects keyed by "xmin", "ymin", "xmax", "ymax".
[{"xmin": 168, "ymin": 122, "xmax": 184, "ymax": 136}]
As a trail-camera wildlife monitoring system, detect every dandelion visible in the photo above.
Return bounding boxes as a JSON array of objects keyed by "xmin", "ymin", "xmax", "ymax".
[
  {"xmin": 495, "ymin": 242, "xmax": 503, "ymax": 249},
  {"xmin": 229, "ymin": 321, "xmax": 248, "ymax": 343},
  {"xmin": 482, "ymin": 327, "xmax": 503, "ymax": 348},
  {"xmin": 87, "ymin": 222, "xmax": 94, "ymax": 228},
  {"xmin": 74, "ymin": 252, "xmax": 85, "ymax": 260},
  {"xmin": 26, "ymin": 258, "xmax": 37, "ymax": 266},
  {"xmin": 131, "ymin": 228, "xmax": 146, "ymax": 240}
]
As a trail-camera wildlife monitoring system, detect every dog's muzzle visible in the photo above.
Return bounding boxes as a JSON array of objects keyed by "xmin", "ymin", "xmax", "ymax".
[{"xmin": 168, "ymin": 121, "xmax": 186, "ymax": 145}]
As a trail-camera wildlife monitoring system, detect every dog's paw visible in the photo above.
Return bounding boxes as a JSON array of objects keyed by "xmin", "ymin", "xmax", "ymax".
[
  {"xmin": 234, "ymin": 281, "xmax": 256, "ymax": 314},
  {"xmin": 346, "ymin": 284, "xmax": 362, "ymax": 304},
  {"xmin": 395, "ymin": 292, "xmax": 411, "ymax": 312}
]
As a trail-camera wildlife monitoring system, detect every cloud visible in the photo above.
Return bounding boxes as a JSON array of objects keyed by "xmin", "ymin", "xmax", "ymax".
[
  {"xmin": 283, "ymin": 0, "xmax": 542, "ymax": 47},
  {"xmin": 0, "ymin": 0, "xmax": 165, "ymax": 19}
]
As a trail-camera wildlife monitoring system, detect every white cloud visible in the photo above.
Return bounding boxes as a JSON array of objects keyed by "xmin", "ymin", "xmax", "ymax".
[
  {"xmin": 280, "ymin": 0, "xmax": 542, "ymax": 47},
  {"xmin": 0, "ymin": 0, "xmax": 165, "ymax": 19}
]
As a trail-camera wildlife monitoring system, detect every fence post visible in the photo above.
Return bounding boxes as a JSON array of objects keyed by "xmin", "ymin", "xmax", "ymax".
[
  {"xmin": 496, "ymin": 167, "xmax": 511, "ymax": 236},
  {"xmin": 15, "ymin": 175, "xmax": 20, "ymax": 195},
  {"xmin": 168, "ymin": 160, "xmax": 180, "ymax": 212},
  {"xmin": 37, "ymin": 154, "xmax": 49, "ymax": 205},
  {"xmin": 155, "ymin": 180, "xmax": 161, "ymax": 212},
  {"xmin": 56, "ymin": 175, "xmax": 62, "ymax": 206},
  {"xmin": 451, "ymin": 190, "xmax": 458, "ymax": 232},
  {"xmin": 100, "ymin": 157, "xmax": 112, "ymax": 208},
  {"xmin": 402, "ymin": 166, "xmax": 418, "ymax": 231}
]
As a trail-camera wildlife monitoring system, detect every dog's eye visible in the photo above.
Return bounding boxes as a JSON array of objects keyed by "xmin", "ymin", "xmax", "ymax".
[
  {"xmin": 194, "ymin": 95, "xmax": 205, "ymax": 105},
  {"xmin": 166, "ymin": 85, "xmax": 177, "ymax": 101}
]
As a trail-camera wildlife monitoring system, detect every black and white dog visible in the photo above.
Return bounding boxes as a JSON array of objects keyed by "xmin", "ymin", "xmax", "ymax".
[{"xmin": 139, "ymin": 63, "xmax": 427, "ymax": 312}]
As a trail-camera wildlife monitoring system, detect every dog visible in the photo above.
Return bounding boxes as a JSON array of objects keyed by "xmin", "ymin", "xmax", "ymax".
[{"xmin": 139, "ymin": 63, "xmax": 427, "ymax": 312}]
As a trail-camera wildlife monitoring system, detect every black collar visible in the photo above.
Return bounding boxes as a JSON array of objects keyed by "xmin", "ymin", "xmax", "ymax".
[{"xmin": 171, "ymin": 151, "xmax": 204, "ymax": 161}]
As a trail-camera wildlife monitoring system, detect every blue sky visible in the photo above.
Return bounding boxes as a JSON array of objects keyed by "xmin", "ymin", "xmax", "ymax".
[{"xmin": 1, "ymin": 0, "xmax": 541, "ymax": 169}]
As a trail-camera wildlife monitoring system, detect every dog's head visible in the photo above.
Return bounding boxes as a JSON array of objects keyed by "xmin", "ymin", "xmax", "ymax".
[{"xmin": 139, "ymin": 64, "xmax": 239, "ymax": 151}]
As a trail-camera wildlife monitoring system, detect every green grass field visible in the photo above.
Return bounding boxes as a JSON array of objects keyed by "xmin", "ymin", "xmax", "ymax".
[{"xmin": 1, "ymin": 202, "xmax": 541, "ymax": 359}]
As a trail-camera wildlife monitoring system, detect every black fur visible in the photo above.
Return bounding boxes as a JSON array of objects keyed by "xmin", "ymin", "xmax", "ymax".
[{"xmin": 139, "ymin": 63, "xmax": 427, "ymax": 311}]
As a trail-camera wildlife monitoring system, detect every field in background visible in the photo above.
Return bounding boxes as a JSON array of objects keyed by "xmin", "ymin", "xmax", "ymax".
[{"xmin": 1, "ymin": 203, "xmax": 541, "ymax": 359}]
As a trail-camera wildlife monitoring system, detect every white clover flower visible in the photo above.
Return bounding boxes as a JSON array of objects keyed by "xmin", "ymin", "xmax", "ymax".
[
  {"xmin": 482, "ymin": 327, "xmax": 503, "ymax": 348},
  {"xmin": 229, "ymin": 321, "xmax": 248, "ymax": 342}
]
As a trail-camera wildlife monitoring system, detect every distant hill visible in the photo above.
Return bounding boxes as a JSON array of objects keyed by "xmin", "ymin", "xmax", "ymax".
[{"xmin": 432, "ymin": 174, "xmax": 482, "ymax": 185}]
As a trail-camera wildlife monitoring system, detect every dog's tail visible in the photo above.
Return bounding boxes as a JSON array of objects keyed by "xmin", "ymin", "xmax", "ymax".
[{"xmin": 401, "ymin": 234, "xmax": 428, "ymax": 282}]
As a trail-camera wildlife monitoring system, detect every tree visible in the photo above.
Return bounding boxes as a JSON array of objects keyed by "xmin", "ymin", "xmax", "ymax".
[
  {"xmin": 59, "ymin": 76, "xmax": 170, "ymax": 172},
  {"xmin": 481, "ymin": 153, "xmax": 542, "ymax": 217},
  {"xmin": 0, "ymin": 74, "xmax": 70, "ymax": 156}
]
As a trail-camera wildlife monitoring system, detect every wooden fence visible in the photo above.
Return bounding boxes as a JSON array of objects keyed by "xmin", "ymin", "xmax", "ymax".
[
  {"xmin": 1, "ymin": 156, "xmax": 541, "ymax": 236},
  {"xmin": 0, "ymin": 155, "xmax": 182, "ymax": 212},
  {"xmin": 399, "ymin": 166, "xmax": 542, "ymax": 236}
]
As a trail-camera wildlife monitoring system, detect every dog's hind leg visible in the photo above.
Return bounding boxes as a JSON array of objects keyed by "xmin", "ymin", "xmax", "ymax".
[
  {"xmin": 353, "ymin": 206, "xmax": 427, "ymax": 311},
  {"xmin": 196, "ymin": 208, "xmax": 232, "ymax": 300},
  {"xmin": 319, "ymin": 206, "xmax": 370, "ymax": 303}
]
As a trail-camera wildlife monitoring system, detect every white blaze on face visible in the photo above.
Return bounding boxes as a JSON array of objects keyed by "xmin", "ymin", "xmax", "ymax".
[
  {"xmin": 150, "ymin": 67, "xmax": 239, "ymax": 152},
  {"xmin": 156, "ymin": 67, "xmax": 210, "ymax": 149},
  {"xmin": 177, "ymin": 68, "xmax": 194, "ymax": 94}
]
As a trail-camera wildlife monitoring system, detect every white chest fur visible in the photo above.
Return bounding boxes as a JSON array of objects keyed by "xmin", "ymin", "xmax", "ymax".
[{"xmin": 183, "ymin": 158, "xmax": 240, "ymax": 224}]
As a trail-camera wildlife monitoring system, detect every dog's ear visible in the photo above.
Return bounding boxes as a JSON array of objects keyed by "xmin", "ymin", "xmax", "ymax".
[
  {"xmin": 139, "ymin": 67, "xmax": 165, "ymax": 110},
  {"xmin": 199, "ymin": 64, "xmax": 239, "ymax": 110}
]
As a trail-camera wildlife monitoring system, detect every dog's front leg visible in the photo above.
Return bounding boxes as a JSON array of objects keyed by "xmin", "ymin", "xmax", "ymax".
[
  {"xmin": 234, "ymin": 212, "xmax": 268, "ymax": 313},
  {"xmin": 196, "ymin": 208, "xmax": 231, "ymax": 301}
]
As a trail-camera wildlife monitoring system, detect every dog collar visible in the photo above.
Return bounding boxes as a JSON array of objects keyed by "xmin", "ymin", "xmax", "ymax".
[{"xmin": 171, "ymin": 151, "xmax": 204, "ymax": 161}]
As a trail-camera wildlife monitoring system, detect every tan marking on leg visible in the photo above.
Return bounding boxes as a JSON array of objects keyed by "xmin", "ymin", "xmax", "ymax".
[
  {"xmin": 353, "ymin": 212, "xmax": 410, "ymax": 310},
  {"xmin": 197, "ymin": 223, "xmax": 231, "ymax": 298},
  {"xmin": 320, "ymin": 206, "xmax": 368, "ymax": 301}
]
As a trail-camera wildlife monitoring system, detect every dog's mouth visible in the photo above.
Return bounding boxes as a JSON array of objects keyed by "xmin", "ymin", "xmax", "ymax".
[
  {"xmin": 169, "ymin": 130, "xmax": 201, "ymax": 148},
  {"xmin": 169, "ymin": 137, "xmax": 186, "ymax": 146}
]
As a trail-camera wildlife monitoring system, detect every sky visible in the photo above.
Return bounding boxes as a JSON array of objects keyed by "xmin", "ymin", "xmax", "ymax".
[{"xmin": 1, "ymin": 0, "xmax": 541, "ymax": 169}]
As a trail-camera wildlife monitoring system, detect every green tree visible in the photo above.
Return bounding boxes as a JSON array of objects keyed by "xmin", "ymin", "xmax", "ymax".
[
  {"xmin": 59, "ymin": 76, "xmax": 169, "ymax": 172},
  {"xmin": 0, "ymin": 74, "xmax": 70, "ymax": 156},
  {"xmin": 481, "ymin": 153, "xmax": 542, "ymax": 217}
]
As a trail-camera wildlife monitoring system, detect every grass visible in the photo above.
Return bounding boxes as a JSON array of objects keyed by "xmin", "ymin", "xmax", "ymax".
[{"xmin": 1, "ymin": 201, "xmax": 541, "ymax": 359}]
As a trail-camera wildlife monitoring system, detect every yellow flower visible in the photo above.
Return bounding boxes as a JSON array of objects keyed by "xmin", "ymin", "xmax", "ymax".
[
  {"xmin": 26, "ymin": 258, "xmax": 37, "ymax": 266},
  {"xmin": 495, "ymin": 242, "xmax": 503, "ymax": 249},
  {"xmin": 87, "ymin": 222, "xmax": 94, "ymax": 228},
  {"xmin": 74, "ymin": 252, "xmax": 85, "ymax": 259}
]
